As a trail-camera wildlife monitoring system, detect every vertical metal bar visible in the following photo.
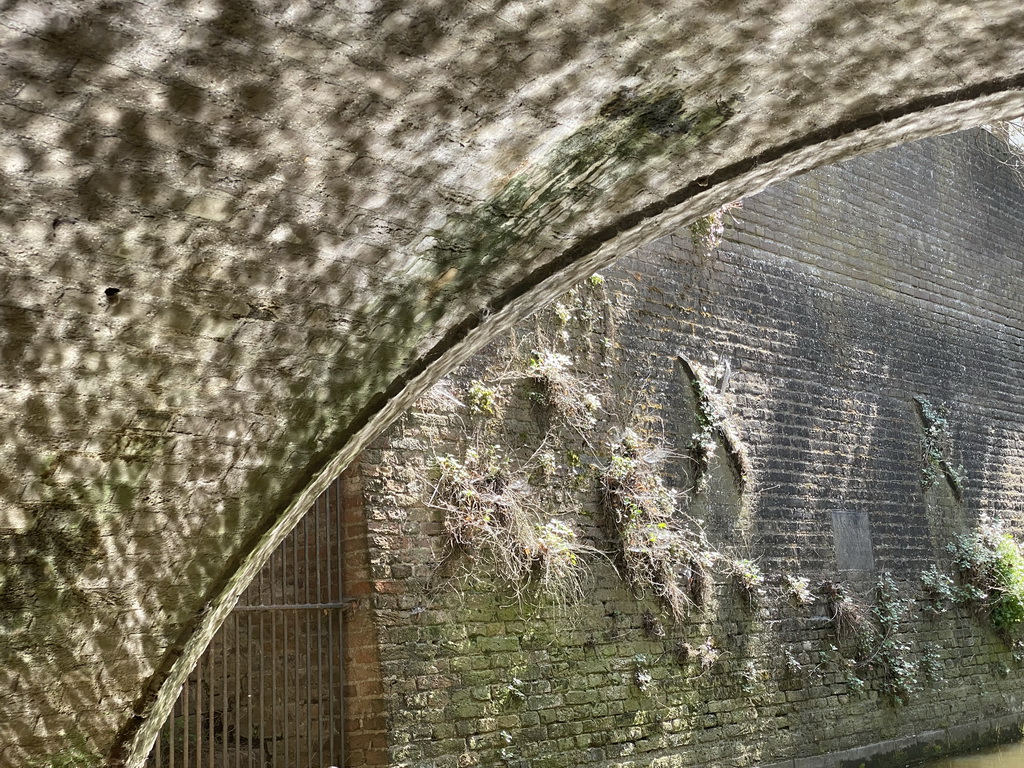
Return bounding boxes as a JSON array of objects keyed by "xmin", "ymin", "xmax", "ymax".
[
  {"xmin": 293, "ymin": 512, "xmax": 300, "ymax": 767},
  {"xmin": 195, "ymin": 656, "xmax": 202, "ymax": 768},
  {"xmin": 258, "ymin": 561, "xmax": 264, "ymax": 768},
  {"xmin": 172, "ymin": 700, "xmax": 178, "ymax": 768},
  {"xmin": 316, "ymin": 490, "xmax": 325, "ymax": 767},
  {"xmin": 252, "ymin": 552, "xmax": 260, "ymax": 765},
  {"xmin": 336, "ymin": 476, "xmax": 346, "ymax": 768},
  {"xmin": 300, "ymin": 507, "xmax": 307, "ymax": 764},
  {"xmin": 302, "ymin": 513, "xmax": 308, "ymax": 766},
  {"xmin": 258, "ymin": 558, "xmax": 264, "ymax": 767},
  {"xmin": 208, "ymin": 650, "xmax": 214, "ymax": 768},
  {"xmin": 305, "ymin": 509, "xmax": 314, "ymax": 764},
  {"xmin": 172, "ymin": 702, "xmax": 177, "ymax": 768},
  {"xmin": 282, "ymin": 527, "xmax": 290, "ymax": 767},
  {"xmin": 283, "ymin": 542, "xmax": 288, "ymax": 768},
  {"xmin": 221, "ymin": 622, "xmax": 227, "ymax": 768},
  {"xmin": 178, "ymin": 684, "xmax": 184, "ymax": 768},
  {"xmin": 235, "ymin": 612, "xmax": 241, "ymax": 765},
  {"xmin": 271, "ymin": 543, "xmax": 278, "ymax": 767},
  {"xmin": 146, "ymin": 476, "xmax": 367, "ymax": 768},
  {"xmin": 288, "ymin": 521, "xmax": 294, "ymax": 768},
  {"xmin": 183, "ymin": 675, "xmax": 190, "ymax": 768},
  {"xmin": 325, "ymin": 480, "xmax": 336, "ymax": 765}
]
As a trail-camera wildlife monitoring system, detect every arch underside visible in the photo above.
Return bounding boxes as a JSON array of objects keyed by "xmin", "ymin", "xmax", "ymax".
[{"xmin": 1, "ymin": 1, "xmax": 1024, "ymax": 764}]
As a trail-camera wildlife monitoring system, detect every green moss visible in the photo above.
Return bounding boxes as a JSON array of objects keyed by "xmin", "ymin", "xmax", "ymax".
[
  {"xmin": 27, "ymin": 734, "xmax": 99, "ymax": 768},
  {"xmin": 991, "ymin": 532, "xmax": 1024, "ymax": 630},
  {"xmin": 428, "ymin": 86, "xmax": 741, "ymax": 300}
]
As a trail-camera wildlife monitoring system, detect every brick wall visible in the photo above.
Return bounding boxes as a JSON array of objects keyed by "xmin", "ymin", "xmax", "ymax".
[
  {"xmin": 342, "ymin": 466, "xmax": 390, "ymax": 766},
  {"xmin": 351, "ymin": 128, "xmax": 1024, "ymax": 767}
]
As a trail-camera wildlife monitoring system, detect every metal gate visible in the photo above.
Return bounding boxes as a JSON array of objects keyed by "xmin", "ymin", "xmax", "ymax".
[{"xmin": 148, "ymin": 481, "xmax": 347, "ymax": 767}]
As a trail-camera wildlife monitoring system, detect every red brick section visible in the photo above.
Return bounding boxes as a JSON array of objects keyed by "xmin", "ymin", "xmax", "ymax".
[{"xmin": 340, "ymin": 466, "xmax": 390, "ymax": 766}]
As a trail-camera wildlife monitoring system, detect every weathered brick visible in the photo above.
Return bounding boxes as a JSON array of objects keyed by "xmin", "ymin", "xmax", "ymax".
[{"xmin": 353, "ymin": 129, "xmax": 1024, "ymax": 768}]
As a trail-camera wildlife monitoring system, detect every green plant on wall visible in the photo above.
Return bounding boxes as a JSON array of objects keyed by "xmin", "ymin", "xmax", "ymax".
[
  {"xmin": 919, "ymin": 642, "xmax": 945, "ymax": 683},
  {"xmin": 32, "ymin": 751, "xmax": 96, "ymax": 768},
  {"xmin": 782, "ymin": 646, "xmax": 803, "ymax": 676},
  {"xmin": 501, "ymin": 677, "xmax": 527, "ymax": 709},
  {"xmin": 690, "ymin": 201, "xmax": 743, "ymax": 255},
  {"xmin": 914, "ymin": 396, "xmax": 966, "ymax": 500},
  {"xmin": 674, "ymin": 637, "xmax": 721, "ymax": 675},
  {"xmin": 530, "ymin": 518, "xmax": 593, "ymax": 610},
  {"xmin": 467, "ymin": 380, "xmax": 501, "ymax": 417},
  {"xmin": 527, "ymin": 349, "xmax": 601, "ymax": 431},
  {"xmin": 26, "ymin": 733, "xmax": 98, "ymax": 768},
  {"xmin": 632, "ymin": 653, "xmax": 655, "ymax": 695},
  {"xmin": 741, "ymin": 659, "xmax": 766, "ymax": 694},
  {"xmin": 430, "ymin": 448, "xmax": 594, "ymax": 612},
  {"xmin": 819, "ymin": 575, "xmax": 922, "ymax": 705},
  {"xmin": 729, "ymin": 558, "xmax": 764, "ymax": 609},
  {"xmin": 783, "ymin": 574, "xmax": 815, "ymax": 606},
  {"xmin": 920, "ymin": 564, "xmax": 957, "ymax": 615},
  {"xmin": 948, "ymin": 514, "xmax": 1024, "ymax": 635},
  {"xmin": 432, "ymin": 448, "xmax": 533, "ymax": 584},
  {"xmin": 676, "ymin": 355, "xmax": 749, "ymax": 492},
  {"xmin": 821, "ymin": 580, "xmax": 873, "ymax": 649},
  {"xmin": 599, "ymin": 429, "xmax": 717, "ymax": 618},
  {"xmin": 872, "ymin": 572, "xmax": 919, "ymax": 705},
  {"xmin": 991, "ymin": 534, "xmax": 1024, "ymax": 629}
]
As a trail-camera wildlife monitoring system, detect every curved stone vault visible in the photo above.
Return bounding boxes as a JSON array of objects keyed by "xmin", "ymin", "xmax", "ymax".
[{"xmin": 2, "ymin": 0, "xmax": 1024, "ymax": 764}]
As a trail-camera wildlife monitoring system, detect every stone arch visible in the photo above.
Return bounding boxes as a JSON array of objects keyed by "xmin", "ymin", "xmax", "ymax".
[
  {"xmin": 2, "ymin": 1, "xmax": 1024, "ymax": 765},
  {"xmin": 121, "ymin": 92, "xmax": 1024, "ymax": 768}
]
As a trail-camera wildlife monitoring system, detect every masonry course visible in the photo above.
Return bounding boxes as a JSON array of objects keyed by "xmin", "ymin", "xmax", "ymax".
[{"xmin": 350, "ymin": 128, "xmax": 1024, "ymax": 767}]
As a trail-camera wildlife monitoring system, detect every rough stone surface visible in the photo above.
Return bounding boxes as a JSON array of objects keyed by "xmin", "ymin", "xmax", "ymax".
[
  {"xmin": 3, "ymin": 1, "xmax": 1024, "ymax": 764},
  {"xmin": 352, "ymin": 129, "xmax": 1024, "ymax": 767}
]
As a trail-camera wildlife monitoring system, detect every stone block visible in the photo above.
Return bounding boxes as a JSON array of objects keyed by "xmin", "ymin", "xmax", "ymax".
[{"xmin": 185, "ymin": 193, "xmax": 236, "ymax": 222}]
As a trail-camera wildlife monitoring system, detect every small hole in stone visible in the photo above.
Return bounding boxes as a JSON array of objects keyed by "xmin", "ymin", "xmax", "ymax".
[{"xmin": 104, "ymin": 287, "xmax": 120, "ymax": 297}]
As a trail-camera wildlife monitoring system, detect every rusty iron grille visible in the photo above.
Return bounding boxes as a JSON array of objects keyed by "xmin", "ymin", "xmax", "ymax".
[{"xmin": 148, "ymin": 482, "xmax": 347, "ymax": 767}]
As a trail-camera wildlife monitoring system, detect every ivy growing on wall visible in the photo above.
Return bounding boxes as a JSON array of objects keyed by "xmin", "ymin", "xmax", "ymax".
[
  {"xmin": 914, "ymin": 396, "xmax": 966, "ymax": 500},
  {"xmin": 676, "ymin": 355, "xmax": 749, "ymax": 492},
  {"xmin": 948, "ymin": 514, "xmax": 1024, "ymax": 634}
]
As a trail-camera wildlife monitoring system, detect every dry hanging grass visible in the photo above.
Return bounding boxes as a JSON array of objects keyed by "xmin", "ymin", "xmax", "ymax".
[
  {"xmin": 430, "ymin": 448, "xmax": 594, "ymax": 614},
  {"xmin": 599, "ymin": 429, "xmax": 717, "ymax": 620}
]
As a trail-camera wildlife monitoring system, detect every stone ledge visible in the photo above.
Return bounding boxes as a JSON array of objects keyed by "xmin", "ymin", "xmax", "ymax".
[{"xmin": 758, "ymin": 712, "xmax": 1024, "ymax": 768}]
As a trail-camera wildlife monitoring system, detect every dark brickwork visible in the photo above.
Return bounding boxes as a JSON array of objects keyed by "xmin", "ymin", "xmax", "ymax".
[
  {"xmin": 341, "ymin": 466, "xmax": 391, "ymax": 767},
  {"xmin": 351, "ymin": 129, "xmax": 1024, "ymax": 767}
]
